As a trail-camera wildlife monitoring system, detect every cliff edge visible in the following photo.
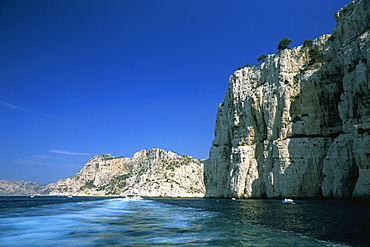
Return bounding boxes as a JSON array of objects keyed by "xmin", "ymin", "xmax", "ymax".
[{"xmin": 205, "ymin": 0, "xmax": 370, "ymax": 199}]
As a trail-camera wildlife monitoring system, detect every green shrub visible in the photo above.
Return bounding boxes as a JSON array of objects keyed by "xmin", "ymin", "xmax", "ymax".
[
  {"xmin": 84, "ymin": 180, "xmax": 95, "ymax": 189},
  {"xmin": 277, "ymin": 38, "xmax": 292, "ymax": 50},
  {"xmin": 308, "ymin": 48, "xmax": 321, "ymax": 64},
  {"xmin": 257, "ymin": 54, "xmax": 268, "ymax": 63},
  {"xmin": 303, "ymin": 39, "xmax": 313, "ymax": 47}
]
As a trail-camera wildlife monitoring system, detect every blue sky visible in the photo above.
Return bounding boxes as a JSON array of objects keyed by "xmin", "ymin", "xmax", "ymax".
[{"xmin": 0, "ymin": 0, "xmax": 351, "ymax": 184}]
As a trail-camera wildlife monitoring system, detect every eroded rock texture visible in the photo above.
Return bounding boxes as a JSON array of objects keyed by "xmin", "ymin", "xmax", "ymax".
[
  {"xmin": 50, "ymin": 148, "xmax": 205, "ymax": 197},
  {"xmin": 205, "ymin": 0, "xmax": 370, "ymax": 199}
]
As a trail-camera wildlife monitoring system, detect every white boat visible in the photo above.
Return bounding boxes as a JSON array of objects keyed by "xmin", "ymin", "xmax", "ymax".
[
  {"xmin": 125, "ymin": 194, "xmax": 143, "ymax": 200},
  {"xmin": 282, "ymin": 198, "xmax": 294, "ymax": 204}
]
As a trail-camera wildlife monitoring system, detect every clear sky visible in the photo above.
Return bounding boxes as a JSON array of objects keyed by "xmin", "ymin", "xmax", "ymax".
[{"xmin": 1, "ymin": 0, "xmax": 351, "ymax": 184}]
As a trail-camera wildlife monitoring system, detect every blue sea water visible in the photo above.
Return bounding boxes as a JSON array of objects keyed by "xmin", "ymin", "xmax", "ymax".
[{"xmin": 0, "ymin": 196, "xmax": 368, "ymax": 246}]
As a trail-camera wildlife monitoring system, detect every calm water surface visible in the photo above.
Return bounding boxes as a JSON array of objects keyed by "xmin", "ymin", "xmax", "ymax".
[{"xmin": 0, "ymin": 196, "xmax": 368, "ymax": 246}]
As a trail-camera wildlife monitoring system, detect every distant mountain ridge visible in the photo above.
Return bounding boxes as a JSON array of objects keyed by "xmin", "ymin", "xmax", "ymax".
[{"xmin": 0, "ymin": 180, "xmax": 55, "ymax": 196}]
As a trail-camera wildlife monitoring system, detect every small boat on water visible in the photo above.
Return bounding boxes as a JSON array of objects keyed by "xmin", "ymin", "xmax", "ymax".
[
  {"xmin": 282, "ymin": 198, "xmax": 294, "ymax": 204},
  {"xmin": 125, "ymin": 194, "xmax": 143, "ymax": 200},
  {"xmin": 112, "ymin": 194, "xmax": 143, "ymax": 200}
]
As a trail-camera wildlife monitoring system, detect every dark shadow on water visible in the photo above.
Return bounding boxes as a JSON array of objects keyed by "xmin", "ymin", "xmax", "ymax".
[{"xmin": 151, "ymin": 198, "xmax": 370, "ymax": 247}]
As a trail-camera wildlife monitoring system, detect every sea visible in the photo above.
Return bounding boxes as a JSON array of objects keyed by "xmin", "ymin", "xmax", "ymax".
[{"xmin": 0, "ymin": 196, "xmax": 369, "ymax": 246}]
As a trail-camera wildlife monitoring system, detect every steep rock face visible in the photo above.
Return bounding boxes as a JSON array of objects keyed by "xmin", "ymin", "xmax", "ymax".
[
  {"xmin": 0, "ymin": 180, "xmax": 55, "ymax": 196},
  {"xmin": 49, "ymin": 148, "xmax": 205, "ymax": 197},
  {"xmin": 205, "ymin": 0, "xmax": 370, "ymax": 199}
]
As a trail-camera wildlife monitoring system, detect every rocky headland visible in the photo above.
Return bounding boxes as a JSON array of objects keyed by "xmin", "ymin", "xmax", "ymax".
[
  {"xmin": 49, "ymin": 148, "xmax": 205, "ymax": 197},
  {"xmin": 204, "ymin": 0, "xmax": 370, "ymax": 199}
]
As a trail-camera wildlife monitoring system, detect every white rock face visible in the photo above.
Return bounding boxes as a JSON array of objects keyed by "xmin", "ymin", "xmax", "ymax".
[
  {"xmin": 205, "ymin": 0, "xmax": 370, "ymax": 199},
  {"xmin": 49, "ymin": 148, "xmax": 205, "ymax": 197}
]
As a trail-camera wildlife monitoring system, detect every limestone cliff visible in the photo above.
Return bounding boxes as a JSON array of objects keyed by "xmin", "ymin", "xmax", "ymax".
[
  {"xmin": 0, "ymin": 180, "xmax": 55, "ymax": 196},
  {"xmin": 49, "ymin": 148, "xmax": 205, "ymax": 197},
  {"xmin": 205, "ymin": 0, "xmax": 370, "ymax": 199}
]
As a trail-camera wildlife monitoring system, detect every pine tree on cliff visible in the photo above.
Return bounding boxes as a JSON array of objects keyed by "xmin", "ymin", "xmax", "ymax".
[{"xmin": 277, "ymin": 37, "xmax": 292, "ymax": 50}]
